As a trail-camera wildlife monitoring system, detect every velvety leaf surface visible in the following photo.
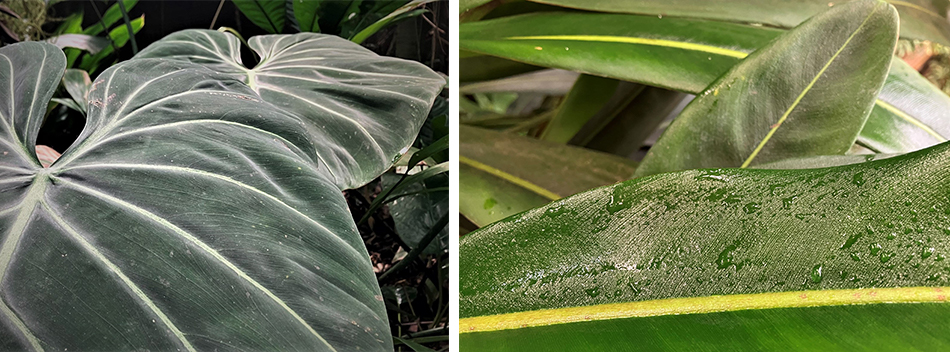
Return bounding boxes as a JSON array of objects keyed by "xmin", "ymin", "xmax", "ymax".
[
  {"xmin": 460, "ymin": 125, "xmax": 637, "ymax": 226},
  {"xmin": 134, "ymin": 29, "xmax": 446, "ymax": 189},
  {"xmin": 528, "ymin": 0, "xmax": 950, "ymax": 46},
  {"xmin": 460, "ymin": 136, "xmax": 950, "ymax": 350},
  {"xmin": 0, "ymin": 37, "xmax": 441, "ymax": 351},
  {"xmin": 459, "ymin": 11, "xmax": 950, "ymax": 153},
  {"xmin": 634, "ymin": 0, "xmax": 897, "ymax": 177}
]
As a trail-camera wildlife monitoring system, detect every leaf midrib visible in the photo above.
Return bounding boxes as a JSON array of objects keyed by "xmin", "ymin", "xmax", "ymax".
[
  {"xmin": 460, "ymin": 286, "xmax": 950, "ymax": 334},
  {"xmin": 463, "ymin": 18, "xmax": 944, "ymax": 143},
  {"xmin": 460, "ymin": 156, "xmax": 560, "ymax": 201},
  {"xmin": 740, "ymin": 4, "xmax": 882, "ymax": 167}
]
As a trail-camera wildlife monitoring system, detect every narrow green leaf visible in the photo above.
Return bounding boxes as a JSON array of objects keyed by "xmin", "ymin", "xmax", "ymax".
[
  {"xmin": 44, "ymin": 34, "xmax": 110, "ymax": 54},
  {"xmin": 539, "ymin": 74, "xmax": 619, "ymax": 143},
  {"xmin": 79, "ymin": 15, "xmax": 144, "ymax": 73},
  {"xmin": 528, "ymin": 0, "xmax": 950, "ymax": 46},
  {"xmin": 82, "ymin": 0, "xmax": 138, "ymax": 36},
  {"xmin": 460, "ymin": 125, "xmax": 637, "ymax": 226},
  {"xmin": 460, "ymin": 11, "xmax": 947, "ymax": 154},
  {"xmin": 61, "ymin": 68, "xmax": 92, "ymax": 115},
  {"xmin": 460, "ymin": 135, "xmax": 950, "ymax": 351},
  {"xmin": 635, "ymin": 0, "xmax": 898, "ymax": 177},
  {"xmin": 350, "ymin": 0, "xmax": 435, "ymax": 44},
  {"xmin": 752, "ymin": 153, "xmax": 897, "ymax": 170},
  {"xmin": 460, "ymin": 53, "xmax": 542, "ymax": 82},
  {"xmin": 233, "ymin": 0, "xmax": 286, "ymax": 34},
  {"xmin": 460, "ymin": 69, "xmax": 578, "ymax": 95},
  {"xmin": 293, "ymin": 0, "xmax": 321, "ymax": 32},
  {"xmin": 582, "ymin": 87, "xmax": 690, "ymax": 156}
]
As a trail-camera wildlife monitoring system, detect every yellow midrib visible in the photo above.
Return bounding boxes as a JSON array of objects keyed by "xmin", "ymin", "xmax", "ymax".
[
  {"xmin": 460, "ymin": 156, "xmax": 560, "ymax": 200},
  {"xmin": 500, "ymin": 30, "xmax": 945, "ymax": 148},
  {"xmin": 460, "ymin": 286, "xmax": 950, "ymax": 334},
  {"xmin": 741, "ymin": 4, "xmax": 882, "ymax": 167}
]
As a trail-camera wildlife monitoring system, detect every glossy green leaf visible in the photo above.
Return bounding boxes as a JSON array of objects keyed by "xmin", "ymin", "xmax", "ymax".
[
  {"xmin": 383, "ymin": 172, "xmax": 448, "ymax": 255},
  {"xmin": 460, "ymin": 69, "xmax": 578, "ymax": 95},
  {"xmin": 56, "ymin": 68, "xmax": 92, "ymax": 115},
  {"xmin": 0, "ymin": 35, "xmax": 441, "ymax": 350},
  {"xmin": 753, "ymin": 153, "xmax": 897, "ymax": 169},
  {"xmin": 234, "ymin": 0, "xmax": 286, "ymax": 34},
  {"xmin": 460, "ymin": 54, "xmax": 541, "ymax": 83},
  {"xmin": 350, "ymin": 0, "xmax": 434, "ymax": 44},
  {"xmin": 459, "ymin": 134, "xmax": 950, "ymax": 351},
  {"xmin": 634, "ymin": 0, "xmax": 897, "ymax": 177},
  {"xmin": 539, "ymin": 74, "xmax": 619, "ymax": 143},
  {"xmin": 78, "ymin": 15, "xmax": 144, "ymax": 73},
  {"xmin": 82, "ymin": 0, "xmax": 138, "ymax": 36},
  {"xmin": 582, "ymin": 87, "xmax": 690, "ymax": 156},
  {"xmin": 459, "ymin": 11, "xmax": 950, "ymax": 153},
  {"xmin": 134, "ymin": 29, "xmax": 445, "ymax": 188},
  {"xmin": 529, "ymin": 0, "xmax": 950, "ymax": 46},
  {"xmin": 460, "ymin": 125, "xmax": 637, "ymax": 227},
  {"xmin": 293, "ymin": 0, "xmax": 321, "ymax": 32}
]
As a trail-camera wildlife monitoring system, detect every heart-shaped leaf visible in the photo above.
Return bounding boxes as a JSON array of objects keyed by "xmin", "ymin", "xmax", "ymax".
[
  {"xmin": 0, "ymin": 33, "xmax": 441, "ymax": 351},
  {"xmin": 634, "ymin": 0, "xmax": 897, "ymax": 177},
  {"xmin": 134, "ymin": 29, "xmax": 446, "ymax": 189}
]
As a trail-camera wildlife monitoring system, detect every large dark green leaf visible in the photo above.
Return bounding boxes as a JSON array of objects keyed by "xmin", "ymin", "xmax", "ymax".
[
  {"xmin": 528, "ymin": 0, "xmax": 950, "ymax": 46},
  {"xmin": 0, "ymin": 34, "xmax": 441, "ymax": 351},
  {"xmin": 234, "ymin": 0, "xmax": 287, "ymax": 34},
  {"xmin": 459, "ymin": 11, "xmax": 950, "ymax": 153},
  {"xmin": 292, "ymin": 0, "xmax": 322, "ymax": 32},
  {"xmin": 634, "ymin": 0, "xmax": 897, "ymax": 177},
  {"xmin": 460, "ymin": 130, "xmax": 950, "ymax": 351},
  {"xmin": 460, "ymin": 125, "xmax": 637, "ymax": 227},
  {"xmin": 134, "ymin": 29, "xmax": 445, "ymax": 189}
]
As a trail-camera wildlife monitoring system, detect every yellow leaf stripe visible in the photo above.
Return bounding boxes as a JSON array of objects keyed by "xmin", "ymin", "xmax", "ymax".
[
  {"xmin": 460, "ymin": 286, "xmax": 950, "ymax": 333},
  {"xmin": 460, "ymin": 156, "xmax": 560, "ymax": 201},
  {"xmin": 506, "ymin": 35, "xmax": 748, "ymax": 59}
]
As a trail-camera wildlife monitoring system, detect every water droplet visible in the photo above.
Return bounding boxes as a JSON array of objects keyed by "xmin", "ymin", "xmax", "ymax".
[
  {"xmin": 840, "ymin": 232, "xmax": 862, "ymax": 250},
  {"xmin": 811, "ymin": 264, "xmax": 823, "ymax": 283},
  {"xmin": 922, "ymin": 248, "xmax": 935, "ymax": 260},
  {"xmin": 879, "ymin": 251, "xmax": 894, "ymax": 263},
  {"xmin": 851, "ymin": 172, "xmax": 865, "ymax": 186},
  {"xmin": 483, "ymin": 198, "xmax": 497, "ymax": 210},
  {"xmin": 607, "ymin": 186, "xmax": 633, "ymax": 215},
  {"xmin": 869, "ymin": 243, "xmax": 882, "ymax": 255},
  {"xmin": 585, "ymin": 287, "xmax": 600, "ymax": 298},
  {"xmin": 743, "ymin": 202, "xmax": 761, "ymax": 214}
]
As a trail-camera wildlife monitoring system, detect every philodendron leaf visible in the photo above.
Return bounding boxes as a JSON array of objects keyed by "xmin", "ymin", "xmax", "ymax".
[
  {"xmin": 634, "ymin": 0, "xmax": 897, "ymax": 177},
  {"xmin": 460, "ymin": 125, "xmax": 637, "ymax": 227},
  {"xmin": 528, "ymin": 0, "xmax": 950, "ymax": 46},
  {"xmin": 460, "ymin": 138, "xmax": 950, "ymax": 350},
  {"xmin": 233, "ymin": 0, "xmax": 286, "ymax": 34},
  {"xmin": 459, "ymin": 11, "xmax": 950, "ymax": 153},
  {"xmin": 0, "ymin": 37, "xmax": 441, "ymax": 351},
  {"xmin": 134, "ymin": 29, "xmax": 445, "ymax": 189}
]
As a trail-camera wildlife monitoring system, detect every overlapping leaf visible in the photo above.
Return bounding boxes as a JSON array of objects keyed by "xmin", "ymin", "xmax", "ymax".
[
  {"xmin": 635, "ymin": 0, "xmax": 897, "ymax": 176},
  {"xmin": 459, "ymin": 11, "xmax": 950, "ymax": 153}
]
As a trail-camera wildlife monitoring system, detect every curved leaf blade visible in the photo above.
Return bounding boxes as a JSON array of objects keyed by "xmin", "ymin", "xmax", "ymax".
[
  {"xmin": 634, "ymin": 0, "xmax": 898, "ymax": 177},
  {"xmin": 459, "ymin": 11, "xmax": 950, "ymax": 153},
  {"xmin": 0, "ymin": 35, "xmax": 440, "ymax": 350},
  {"xmin": 233, "ymin": 0, "xmax": 286, "ymax": 33},
  {"xmin": 133, "ymin": 29, "xmax": 446, "ymax": 189},
  {"xmin": 527, "ymin": 0, "xmax": 950, "ymax": 46},
  {"xmin": 460, "ymin": 136, "xmax": 950, "ymax": 349},
  {"xmin": 460, "ymin": 125, "xmax": 637, "ymax": 226}
]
